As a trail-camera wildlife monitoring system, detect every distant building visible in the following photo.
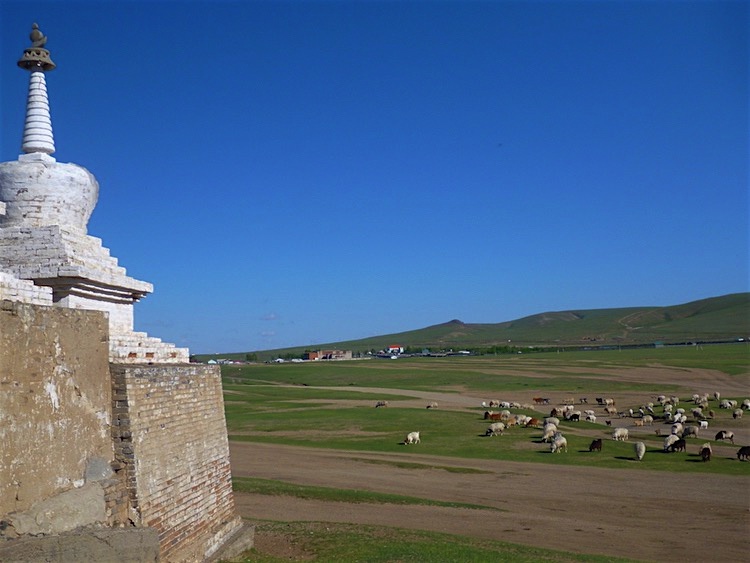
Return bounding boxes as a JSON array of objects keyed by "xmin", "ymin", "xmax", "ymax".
[
  {"xmin": 387, "ymin": 345, "xmax": 404, "ymax": 354},
  {"xmin": 303, "ymin": 350, "xmax": 352, "ymax": 361}
]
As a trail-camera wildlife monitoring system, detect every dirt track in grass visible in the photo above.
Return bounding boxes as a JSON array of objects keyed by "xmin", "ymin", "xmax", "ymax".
[{"xmin": 229, "ymin": 365, "xmax": 750, "ymax": 561}]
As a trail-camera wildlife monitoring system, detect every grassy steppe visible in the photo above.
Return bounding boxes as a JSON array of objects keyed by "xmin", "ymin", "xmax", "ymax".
[
  {"xmin": 224, "ymin": 344, "xmax": 749, "ymax": 561},
  {"xmin": 224, "ymin": 344, "xmax": 749, "ymax": 475}
]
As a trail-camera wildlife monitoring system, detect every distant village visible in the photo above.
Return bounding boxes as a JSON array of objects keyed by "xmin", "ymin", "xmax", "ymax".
[{"xmin": 205, "ymin": 345, "xmax": 474, "ymax": 365}]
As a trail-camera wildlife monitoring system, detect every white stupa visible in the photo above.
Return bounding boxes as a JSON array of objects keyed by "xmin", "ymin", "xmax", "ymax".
[{"xmin": 0, "ymin": 24, "xmax": 188, "ymax": 363}]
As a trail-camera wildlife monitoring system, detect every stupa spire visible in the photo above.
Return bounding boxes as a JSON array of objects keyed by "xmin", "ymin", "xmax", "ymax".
[{"xmin": 17, "ymin": 23, "xmax": 56, "ymax": 156}]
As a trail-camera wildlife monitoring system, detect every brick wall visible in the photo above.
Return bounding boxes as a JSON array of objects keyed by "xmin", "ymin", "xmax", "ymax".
[{"xmin": 110, "ymin": 364, "xmax": 242, "ymax": 562}]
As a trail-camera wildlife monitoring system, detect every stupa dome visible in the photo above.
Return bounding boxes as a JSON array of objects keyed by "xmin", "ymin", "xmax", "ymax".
[{"xmin": 0, "ymin": 156, "xmax": 99, "ymax": 231}]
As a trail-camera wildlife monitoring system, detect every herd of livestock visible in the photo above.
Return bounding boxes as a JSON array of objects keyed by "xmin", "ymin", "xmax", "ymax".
[{"xmin": 381, "ymin": 392, "xmax": 750, "ymax": 462}]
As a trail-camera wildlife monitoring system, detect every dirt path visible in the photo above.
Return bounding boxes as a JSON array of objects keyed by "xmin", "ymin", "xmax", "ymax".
[{"xmin": 231, "ymin": 442, "xmax": 750, "ymax": 561}]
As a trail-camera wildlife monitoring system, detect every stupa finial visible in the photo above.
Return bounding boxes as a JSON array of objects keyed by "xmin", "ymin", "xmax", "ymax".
[
  {"xmin": 18, "ymin": 23, "xmax": 55, "ymax": 71},
  {"xmin": 17, "ymin": 23, "xmax": 55, "ymax": 156}
]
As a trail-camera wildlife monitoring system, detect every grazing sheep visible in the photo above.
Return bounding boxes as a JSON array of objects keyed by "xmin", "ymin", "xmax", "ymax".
[
  {"xmin": 720, "ymin": 400, "xmax": 732, "ymax": 409},
  {"xmin": 550, "ymin": 435, "xmax": 568, "ymax": 453},
  {"xmin": 585, "ymin": 414, "xmax": 597, "ymax": 423},
  {"xmin": 699, "ymin": 420, "xmax": 709, "ymax": 430},
  {"xmin": 634, "ymin": 441, "xmax": 646, "ymax": 461},
  {"xmin": 733, "ymin": 409, "xmax": 743, "ymax": 419},
  {"xmin": 544, "ymin": 417, "xmax": 560, "ymax": 426},
  {"xmin": 605, "ymin": 406, "xmax": 618, "ymax": 416},
  {"xmin": 642, "ymin": 415, "xmax": 654, "ymax": 425},
  {"xmin": 699, "ymin": 443, "xmax": 712, "ymax": 462},
  {"xmin": 683, "ymin": 426, "xmax": 699, "ymax": 439},
  {"xmin": 670, "ymin": 438, "xmax": 687, "ymax": 453},
  {"xmin": 426, "ymin": 401, "xmax": 438, "ymax": 409},
  {"xmin": 612, "ymin": 428, "xmax": 629, "ymax": 441},
  {"xmin": 715, "ymin": 430, "xmax": 735, "ymax": 444},
  {"xmin": 742, "ymin": 399, "xmax": 750, "ymax": 410},
  {"xmin": 404, "ymin": 431, "xmax": 420, "ymax": 445},
  {"xmin": 375, "ymin": 400, "xmax": 389, "ymax": 408},
  {"xmin": 737, "ymin": 446, "xmax": 750, "ymax": 461},
  {"xmin": 671, "ymin": 423, "xmax": 684, "ymax": 436},
  {"xmin": 542, "ymin": 424, "xmax": 558, "ymax": 442},
  {"xmin": 515, "ymin": 414, "xmax": 531, "ymax": 426},
  {"xmin": 525, "ymin": 417, "xmax": 542, "ymax": 428},
  {"xmin": 589, "ymin": 438, "xmax": 603, "ymax": 452},
  {"xmin": 605, "ymin": 398, "xmax": 616, "ymax": 407},
  {"xmin": 713, "ymin": 391, "xmax": 721, "ymax": 402},
  {"xmin": 663, "ymin": 434, "xmax": 680, "ymax": 451},
  {"xmin": 485, "ymin": 422, "xmax": 505, "ymax": 436},
  {"xmin": 634, "ymin": 419, "xmax": 645, "ymax": 427}
]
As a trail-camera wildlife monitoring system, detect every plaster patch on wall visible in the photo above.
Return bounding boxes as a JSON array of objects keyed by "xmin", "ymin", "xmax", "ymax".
[{"xmin": 44, "ymin": 380, "xmax": 60, "ymax": 411}]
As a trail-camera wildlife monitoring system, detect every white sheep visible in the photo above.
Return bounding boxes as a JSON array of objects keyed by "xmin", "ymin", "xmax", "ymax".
[
  {"xmin": 426, "ymin": 401, "xmax": 438, "ymax": 409},
  {"xmin": 542, "ymin": 423, "xmax": 558, "ymax": 442},
  {"xmin": 486, "ymin": 422, "xmax": 505, "ymax": 436},
  {"xmin": 586, "ymin": 414, "xmax": 597, "ymax": 423},
  {"xmin": 742, "ymin": 398, "xmax": 750, "ymax": 410},
  {"xmin": 612, "ymin": 428, "xmax": 629, "ymax": 441},
  {"xmin": 515, "ymin": 414, "xmax": 531, "ymax": 426},
  {"xmin": 550, "ymin": 435, "xmax": 568, "ymax": 453},
  {"xmin": 544, "ymin": 417, "xmax": 560, "ymax": 426},
  {"xmin": 634, "ymin": 441, "xmax": 646, "ymax": 461},
  {"xmin": 404, "ymin": 431, "xmax": 420, "ymax": 445},
  {"xmin": 683, "ymin": 425, "xmax": 699, "ymax": 439},
  {"xmin": 642, "ymin": 415, "xmax": 654, "ymax": 425},
  {"xmin": 671, "ymin": 422, "xmax": 684, "ymax": 436},
  {"xmin": 733, "ymin": 409, "xmax": 743, "ymax": 419},
  {"xmin": 663, "ymin": 434, "xmax": 680, "ymax": 451},
  {"xmin": 699, "ymin": 420, "xmax": 709, "ymax": 429}
]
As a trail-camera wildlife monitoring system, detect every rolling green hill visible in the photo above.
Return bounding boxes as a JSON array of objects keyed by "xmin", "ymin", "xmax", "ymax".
[{"xmin": 196, "ymin": 292, "xmax": 749, "ymax": 361}]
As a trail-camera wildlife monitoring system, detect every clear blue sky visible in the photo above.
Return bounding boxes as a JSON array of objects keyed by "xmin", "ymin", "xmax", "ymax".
[{"xmin": 1, "ymin": 1, "xmax": 747, "ymax": 354}]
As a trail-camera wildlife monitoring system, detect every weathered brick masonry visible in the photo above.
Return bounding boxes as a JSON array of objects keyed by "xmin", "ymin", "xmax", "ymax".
[{"xmin": 111, "ymin": 364, "xmax": 243, "ymax": 562}]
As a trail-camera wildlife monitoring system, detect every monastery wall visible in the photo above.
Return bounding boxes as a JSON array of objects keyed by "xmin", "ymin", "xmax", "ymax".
[
  {"xmin": 0, "ymin": 301, "xmax": 250, "ymax": 561},
  {"xmin": 110, "ymin": 364, "xmax": 245, "ymax": 562},
  {"xmin": 0, "ymin": 300, "xmax": 113, "ymax": 520}
]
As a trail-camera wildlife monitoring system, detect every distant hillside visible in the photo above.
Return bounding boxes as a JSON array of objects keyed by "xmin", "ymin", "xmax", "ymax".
[{"xmin": 196, "ymin": 293, "xmax": 749, "ymax": 361}]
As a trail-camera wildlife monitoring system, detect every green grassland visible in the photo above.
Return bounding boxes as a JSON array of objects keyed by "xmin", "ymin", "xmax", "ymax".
[
  {"xmin": 223, "ymin": 344, "xmax": 749, "ymax": 476},
  {"xmin": 234, "ymin": 522, "xmax": 635, "ymax": 563},
  {"xmin": 225, "ymin": 344, "xmax": 748, "ymax": 560}
]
